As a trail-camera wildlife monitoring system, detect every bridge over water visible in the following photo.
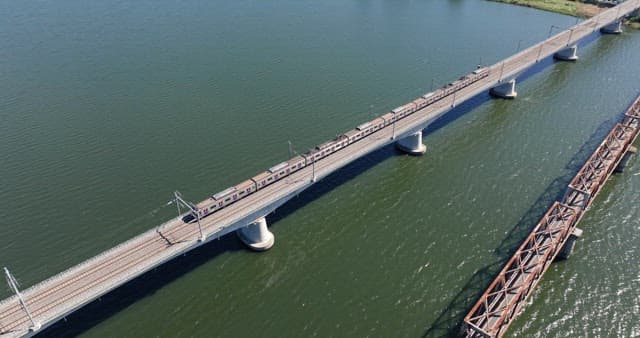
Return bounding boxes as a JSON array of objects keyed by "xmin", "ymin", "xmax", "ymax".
[{"xmin": 1, "ymin": 1, "xmax": 639, "ymax": 336}]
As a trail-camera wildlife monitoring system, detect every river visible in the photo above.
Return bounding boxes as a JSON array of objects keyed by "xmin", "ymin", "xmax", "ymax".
[{"xmin": 1, "ymin": 0, "xmax": 639, "ymax": 337}]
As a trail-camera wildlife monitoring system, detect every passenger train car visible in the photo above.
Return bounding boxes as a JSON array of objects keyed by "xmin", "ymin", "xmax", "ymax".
[{"xmin": 192, "ymin": 67, "xmax": 490, "ymax": 219}]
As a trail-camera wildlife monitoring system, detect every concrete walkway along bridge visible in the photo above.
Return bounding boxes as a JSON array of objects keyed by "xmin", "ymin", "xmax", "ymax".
[{"xmin": 1, "ymin": 1, "xmax": 639, "ymax": 336}]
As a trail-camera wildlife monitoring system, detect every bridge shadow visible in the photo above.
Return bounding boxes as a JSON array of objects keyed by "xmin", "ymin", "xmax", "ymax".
[
  {"xmin": 35, "ymin": 30, "xmax": 615, "ymax": 337},
  {"xmin": 36, "ymin": 84, "xmax": 501, "ymax": 338},
  {"xmin": 36, "ymin": 234, "xmax": 246, "ymax": 338},
  {"xmin": 420, "ymin": 117, "xmax": 616, "ymax": 338}
]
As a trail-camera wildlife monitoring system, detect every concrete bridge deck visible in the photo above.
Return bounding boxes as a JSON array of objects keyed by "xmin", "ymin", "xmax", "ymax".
[{"xmin": 1, "ymin": 1, "xmax": 639, "ymax": 336}]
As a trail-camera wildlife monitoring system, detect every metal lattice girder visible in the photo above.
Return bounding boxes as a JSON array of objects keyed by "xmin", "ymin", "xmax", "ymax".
[
  {"xmin": 568, "ymin": 123, "xmax": 635, "ymax": 196},
  {"xmin": 464, "ymin": 94, "xmax": 640, "ymax": 338},
  {"xmin": 464, "ymin": 202, "xmax": 579, "ymax": 337}
]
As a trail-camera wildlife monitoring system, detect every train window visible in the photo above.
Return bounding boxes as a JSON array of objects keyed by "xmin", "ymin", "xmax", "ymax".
[
  {"xmin": 262, "ymin": 180, "xmax": 266, "ymax": 185},
  {"xmin": 218, "ymin": 202, "xmax": 223, "ymax": 206},
  {"xmin": 225, "ymin": 197, "xmax": 231, "ymax": 202},
  {"xmin": 268, "ymin": 177, "xmax": 273, "ymax": 181},
  {"xmin": 247, "ymin": 188, "xmax": 251, "ymax": 192},
  {"xmin": 239, "ymin": 191, "xmax": 245, "ymax": 196}
]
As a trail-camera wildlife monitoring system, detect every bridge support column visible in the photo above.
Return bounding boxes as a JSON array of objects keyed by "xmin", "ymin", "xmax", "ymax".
[
  {"xmin": 490, "ymin": 79, "xmax": 517, "ymax": 99},
  {"xmin": 556, "ymin": 228, "xmax": 583, "ymax": 260},
  {"xmin": 237, "ymin": 217, "xmax": 274, "ymax": 251},
  {"xmin": 554, "ymin": 44, "xmax": 578, "ymax": 62},
  {"xmin": 396, "ymin": 131, "xmax": 426, "ymax": 155},
  {"xmin": 600, "ymin": 20, "xmax": 623, "ymax": 34},
  {"xmin": 615, "ymin": 146, "xmax": 637, "ymax": 173}
]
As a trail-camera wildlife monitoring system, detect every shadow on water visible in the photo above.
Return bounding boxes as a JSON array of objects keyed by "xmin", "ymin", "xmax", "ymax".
[
  {"xmin": 35, "ymin": 31, "xmax": 615, "ymax": 337},
  {"xmin": 420, "ymin": 117, "xmax": 617, "ymax": 338},
  {"xmin": 37, "ymin": 234, "xmax": 246, "ymax": 338},
  {"xmin": 36, "ymin": 86, "xmax": 494, "ymax": 338}
]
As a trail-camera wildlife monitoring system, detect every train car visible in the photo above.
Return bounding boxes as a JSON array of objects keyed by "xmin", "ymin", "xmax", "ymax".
[
  {"xmin": 392, "ymin": 102, "xmax": 416, "ymax": 119},
  {"xmin": 412, "ymin": 97, "xmax": 428, "ymax": 111},
  {"xmin": 212, "ymin": 186, "xmax": 238, "ymax": 209},
  {"xmin": 287, "ymin": 154, "xmax": 307, "ymax": 173},
  {"xmin": 196, "ymin": 197, "xmax": 216, "ymax": 217},
  {"xmin": 235, "ymin": 179, "xmax": 257, "ymax": 200},
  {"xmin": 381, "ymin": 112, "xmax": 396, "ymax": 127},
  {"xmin": 316, "ymin": 135, "xmax": 348, "ymax": 158},
  {"xmin": 370, "ymin": 117, "xmax": 385, "ymax": 132},
  {"xmin": 472, "ymin": 67, "xmax": 489, "ymax": 78},
  {"xmin": 425, "ymin": 88, "xmax": 447, "ymax": 105},
  {"xmin": 252, "ymin": 171, "xmax": 275, "ymax": 190},
  {"xmin": 302, "ymin": 148, "xmax": 324, "ymax": 165},
  {"xmin": 344, "ymin": 128, "xmax": 365, "ymax": 144},
  {"xmin": 422, "ymin": 91, "xmax": 435, "ymax": 102},
  {"xmin": 335, "ymin": 134, "xmax": 349, "ymax": 150}
]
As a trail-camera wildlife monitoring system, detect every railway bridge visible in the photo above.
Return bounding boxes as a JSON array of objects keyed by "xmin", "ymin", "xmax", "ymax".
[{"xmin": 2, "ymin": 1, "xmax": 639, "ymax": 336}]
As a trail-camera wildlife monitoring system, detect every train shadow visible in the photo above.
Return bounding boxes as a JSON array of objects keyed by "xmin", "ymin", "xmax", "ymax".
[{"xmin": 420, "ymin": 117, "xmax": 616, "ymax": 338}]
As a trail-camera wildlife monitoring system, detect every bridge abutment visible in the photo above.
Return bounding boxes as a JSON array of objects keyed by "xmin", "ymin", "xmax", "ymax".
[
  {"xmin": 554, "ymin": 44, "xmax": 579, "ymax": 61},
  {"xmin": 396, "ymin": 131, "xmax": 426, "ymax": 155},
  {"xmin": 237, "ymin": 217, "xmax": 274, "ymax": 251},
  {"xmin": 490, "ymin": 79, "xmax": 517, "ymax": 99},
  {"xmin": 556, "ymin": 227, "xmax": 583, "ymax": 260},
  {"xmin": 601, "ymin": 20, "xmax": 623, "ymax": 34}
]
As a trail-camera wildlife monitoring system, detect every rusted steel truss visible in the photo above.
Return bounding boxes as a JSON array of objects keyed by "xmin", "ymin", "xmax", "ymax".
[
  {"xmin": 462, "ymin": 203, "xmax": 579, "ymax": 338},
  {"xmin": 564, "ymin": 123, "xmax": 635, "ymax": 209},
  {"xmin": 462, "ymin": 94, "xmax": 640, "ymax": 338}
]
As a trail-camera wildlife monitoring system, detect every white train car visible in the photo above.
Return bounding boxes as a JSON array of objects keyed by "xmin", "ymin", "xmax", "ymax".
[
  {"xmin": 381, "ymin": 112, "xmax": 396, "ymax": 127},
  {"xmin": 287, "ymin": 155, "xmax": 307, "ymax": 173},
  {"xmin": 392, "ymin": 102, "xmax": 416, "ymax": 119},
  {"xmin": 344, "ymin": 128, "xmax": 365, "ymax": 144},
  {"xmin": 235, "ymin": 179, "xmax": 257, "ymax": 200},
  {"xmin": 412, "ymin": 97, "xmax": 428, "ymax": 111},
  {"xmin": 252, "ymin": 171, "xmax": 275, "ymax": 190},
  {"xmin": 368, "ymin": 117, "xmax": 385, "ymax": 133}
]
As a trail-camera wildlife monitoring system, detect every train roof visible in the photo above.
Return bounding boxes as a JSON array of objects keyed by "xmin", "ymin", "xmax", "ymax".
[
  {"xmin": 252, "ymin": 171, "xmax": 272, "ymax": 181},
  {"xmin": 235, "ymin": 179, "xmax": 255, "ymax": 190},
  {"xmin": 317, "ymin": 138, "xmax": 339, "ymax": 150},
  {"xmin": 344, "ymin": 129, "xmax": 360, "ymax": 137},
  {"xmin": 381, "ymin": 112, "xmax": 395, "ymax": 120},
  {"xmin": 356, "ymin": 122, "xmax": 372, "ymax": 131},
  {"xmin": 196, "ymin": 197, "xmax": 214, "ymax": 209},
  {"xmin": 473, "ymin": 67, "xmax": 488, "ymax": 75},
  {"xmin": 371, "ymin": 117, "xmax": 385, "ymax": 124},
  {"xmin": 268, "ymin": 161, "xmax": 289, "ymax": 173},
  {"xmin": 391, "ymin": 106, "xmax": 403, "ymax": 113},
  {"xmin": 213, "ymin": 187, "xmax": 236, "ymax": 200},
  {"xmin": 289, "ymin": 154, "xmax": 306, "ymax": 164}
]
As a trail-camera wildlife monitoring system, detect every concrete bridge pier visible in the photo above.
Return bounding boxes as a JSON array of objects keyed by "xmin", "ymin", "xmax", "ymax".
[
  {"xmin": 490, "ymin": 79, "xmax": 517, "ymax": 99},
  {"xmin": 237, "ymin": 217, "xmax": 274, "ymax": 251},
  {"xmin": 396, "ymin": 131, "xmax": 426, "ymax": 155},
  {"xmin": 556, "ymin": 228, "xmax": 583, "ymax": 260},
  {"xmin": 615, "ymin": 146, "xmax": 637, "ymax": 173},
  {"xmin": 601, "ymin": 20, "xmax": 623, "ymax": 34},
  {"xmin": 554, "ymin": 44, "xmax": 579, "ymax": 61}
]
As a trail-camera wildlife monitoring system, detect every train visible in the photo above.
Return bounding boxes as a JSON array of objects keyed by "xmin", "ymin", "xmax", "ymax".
[{"xmin": 192, "ymin": 66, "xmax": 490, "ymax": 219}]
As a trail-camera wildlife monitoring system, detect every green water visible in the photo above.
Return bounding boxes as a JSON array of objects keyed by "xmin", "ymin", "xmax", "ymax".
[{"xmin": 1, "ymin": 1, "xmax": 639, "ymax": 337}]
